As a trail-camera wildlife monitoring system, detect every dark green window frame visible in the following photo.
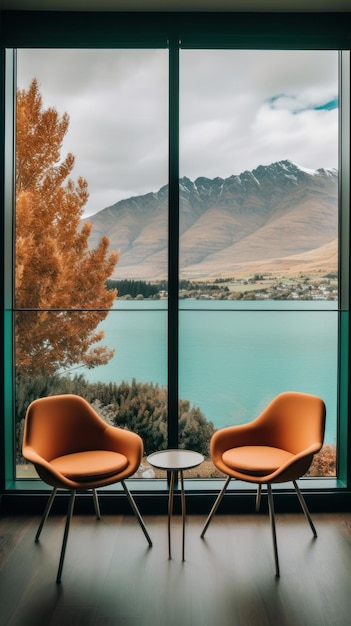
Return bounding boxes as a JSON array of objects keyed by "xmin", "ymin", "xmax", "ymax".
[{"xmin": 1, "ymin": 11, "xmax": 351, "ymax": 513}]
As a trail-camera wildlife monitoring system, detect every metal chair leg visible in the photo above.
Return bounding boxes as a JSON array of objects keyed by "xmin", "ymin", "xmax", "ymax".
[
  {"xmin": 121, "ymin": 480, "xmax": 152, "ymax": 547},
  {"xmin": 180, "ymin": 470, "xmax": 186, "ymax": 561},
  {"xmin": 255, "ymin": 484, "xmax": 262, "ymax": 512},
  {"xmin": 35, "ymin": 487, "xmax": 57, "ymax": 542},
  {"xmin": 56, "ymin": 490, "xmax": 76, "ymax": 584},
  {"xmin": 92, "ymin": 488, "xmax": 101, "ymax": 520},
  {"xmin": 293, "ymin": 479, "xmax": 317, "ymax": 537},
  {"xmin": 201, "ymin": 476, "xmax": 231, "ymax": 538},
  {"xmin": 267, "ymin": 484, "xmax": 280, "ymax": 577},
  {"xmin": 167, "ymin": 470, "xmax": 176, "ymax": 559}
]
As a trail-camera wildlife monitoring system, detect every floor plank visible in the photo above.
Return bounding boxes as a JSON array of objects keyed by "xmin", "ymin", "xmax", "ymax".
[{"xmin": 1, "ymin": 511, "xmax": 351, "ymax": 626}]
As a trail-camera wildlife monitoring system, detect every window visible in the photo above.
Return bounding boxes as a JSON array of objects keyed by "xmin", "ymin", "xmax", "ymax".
[
  {"xmin": 179, "ymin": 50, "xmax": 340, "ymax": 479},
  {"xmin": 14, "ymin": 48, "xmax": 169, "ymax": 479},
  {"xmin": 1, "ymin": 12, "xmax": 350, "ymax": 497}
]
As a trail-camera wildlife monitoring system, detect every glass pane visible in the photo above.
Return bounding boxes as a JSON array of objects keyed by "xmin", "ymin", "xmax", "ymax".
[
  {"xmin": 179, "ymin": 302, "xmax": 338, "ymax": 477},
  {"xmin": 15, "ymin": 49, "xmax": 168, "ymax": 478},
  {"xmin": 179, "ymin": 50, "xmax": 339, "ymax": 477}
]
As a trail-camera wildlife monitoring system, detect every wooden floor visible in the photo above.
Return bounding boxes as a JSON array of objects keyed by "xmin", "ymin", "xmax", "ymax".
[{"xmin": 1, "ymin": 508, "xmax": 351, "ymax": 626}]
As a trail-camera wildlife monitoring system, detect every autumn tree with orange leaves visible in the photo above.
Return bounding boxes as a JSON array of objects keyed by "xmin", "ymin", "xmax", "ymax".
[{"xmin": 15, "ymin": 79, "xmax": 118, "ymax": 376}]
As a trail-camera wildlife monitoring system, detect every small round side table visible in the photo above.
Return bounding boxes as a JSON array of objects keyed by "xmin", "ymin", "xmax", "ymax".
[{"xmin": 147, "ymin": 449, "xmax": 204, "ymax": 561}]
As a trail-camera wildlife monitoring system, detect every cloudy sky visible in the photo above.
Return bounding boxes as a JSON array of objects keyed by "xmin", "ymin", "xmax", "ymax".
[{"xmin": 17, "ymin": 48, "xmax": 338, "ymax": 216}]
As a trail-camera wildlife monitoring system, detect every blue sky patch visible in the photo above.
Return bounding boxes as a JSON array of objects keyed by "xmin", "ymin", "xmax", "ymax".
[
  {"xmin": 267, "ymin": 93, "xmax": 338, "ymax": 114},
  {"xmin": 314, "ymin": 97, "xmax": 339, "ymax": 111}
]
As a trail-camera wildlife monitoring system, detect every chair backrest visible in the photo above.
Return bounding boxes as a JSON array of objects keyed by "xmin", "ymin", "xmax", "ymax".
[
  {"xmin": 253, "ymin": 391, "xmax": 326, "ymax": 455},
  {"xmin": 23, "ymin": 394, "xmax": 107, "ymax": 461}
]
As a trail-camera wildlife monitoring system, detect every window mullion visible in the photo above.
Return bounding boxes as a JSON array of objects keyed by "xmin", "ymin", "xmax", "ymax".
[{"xmin": 168, "ymin": 41, "xmax": 180, "ymax": 449}]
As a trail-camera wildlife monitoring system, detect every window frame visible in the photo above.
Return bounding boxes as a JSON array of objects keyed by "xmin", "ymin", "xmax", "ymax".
[{"xmin": 1, "ymin": 10, "xmax": 351, "ymax": 511}]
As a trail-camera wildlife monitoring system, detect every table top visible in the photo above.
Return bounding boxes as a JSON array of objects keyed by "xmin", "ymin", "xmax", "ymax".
[{"xmin": 147, "ymin": 449, "xmax": 204, "ymax": 471}]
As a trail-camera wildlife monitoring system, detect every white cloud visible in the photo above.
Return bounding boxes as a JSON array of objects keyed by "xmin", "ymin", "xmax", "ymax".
[{"xmin": 17, "ymin": 48, "xmax": 339, "ymax": 215}]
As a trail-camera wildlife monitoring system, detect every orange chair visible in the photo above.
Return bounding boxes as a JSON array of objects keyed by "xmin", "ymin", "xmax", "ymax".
[
  {"xmin": 22, "ymin": 394, "xmax": 152, "ymax": 583},
  {"xmin": 201, "ymin": 391, "xmax": 326, "ymax": 576}
]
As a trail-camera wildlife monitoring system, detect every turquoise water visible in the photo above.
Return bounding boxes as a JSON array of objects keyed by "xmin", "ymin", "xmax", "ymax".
[{"xmin": 78, "ymin": 300, "xmax": 338, "ymax": 444}]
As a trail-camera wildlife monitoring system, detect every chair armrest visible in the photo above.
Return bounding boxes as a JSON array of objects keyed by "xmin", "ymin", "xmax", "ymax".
[
  {"xmin": 101, "ymin": 425, "xmax": 143, "ymax": 473},
  {"xmin": 266, "ymin": 442, "xmax": 323, "ymax": 483},
  {"xmin": 210, "ymin": 421, "xmax": 261, "ymax": 465},
  {"xmin": 22, "ymin": 445, "xmax": 80, "ymax": 488}
]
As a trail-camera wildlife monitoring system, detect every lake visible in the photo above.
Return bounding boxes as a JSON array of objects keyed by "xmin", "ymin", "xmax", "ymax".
[{"xmin": 78, "ymin": 299, "xmax": 338, "ymax": 444}]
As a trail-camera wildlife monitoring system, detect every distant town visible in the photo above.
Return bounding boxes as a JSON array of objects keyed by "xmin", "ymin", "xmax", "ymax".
[
  {"xmin": 107, "ymin": 273, "xmax": 338, "ymax": 301},
  {"xmin": 178, "ymin": 273, "xmax": 338, "ymax": 301}
]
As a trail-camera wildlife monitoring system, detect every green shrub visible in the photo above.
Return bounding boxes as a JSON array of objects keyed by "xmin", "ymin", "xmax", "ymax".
[{"xmin": 16, "ymin": 374, "xmax": 214, "ymax": 461}]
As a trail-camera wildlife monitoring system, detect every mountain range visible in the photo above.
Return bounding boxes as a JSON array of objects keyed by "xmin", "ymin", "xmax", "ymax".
[{"xmin": 83, "ymin": 160, "xmax": 338, "ymax": 281}]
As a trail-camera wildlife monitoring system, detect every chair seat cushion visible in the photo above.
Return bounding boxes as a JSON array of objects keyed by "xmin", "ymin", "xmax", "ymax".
[
  {"xmin": 50, "ymin": 450, "xmax": 129, "ymax": 481},
  {"xmin": 222, "ymin": 446, "xmax": 294, "ymax": 476}
]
